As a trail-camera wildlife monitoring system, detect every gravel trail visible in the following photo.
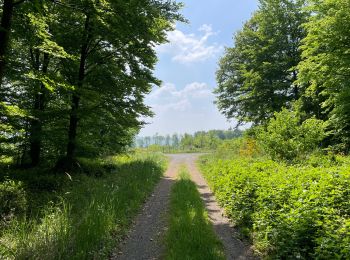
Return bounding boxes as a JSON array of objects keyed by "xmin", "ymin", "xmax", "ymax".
[
  {"xmin": 112, "ymin": 153, "xmax": 256, "ymax": 260},
  {"xmin": 185, "ymin": 154, "xmax": 257, "ymax": 260},
  {"xmin": 111, "ymin": 155, "xmax": 180, "ymax": 260}
]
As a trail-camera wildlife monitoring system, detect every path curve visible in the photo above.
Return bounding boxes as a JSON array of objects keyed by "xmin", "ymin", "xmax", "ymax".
[{"xmin": 113, "ymin": 153, "xmax": 256, "ymax": 260}]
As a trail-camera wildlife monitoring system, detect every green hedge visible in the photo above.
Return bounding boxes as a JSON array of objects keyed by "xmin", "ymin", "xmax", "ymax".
[{"xmin": 200, "ymin": 156, "xmax": 350, "ymax": 259}]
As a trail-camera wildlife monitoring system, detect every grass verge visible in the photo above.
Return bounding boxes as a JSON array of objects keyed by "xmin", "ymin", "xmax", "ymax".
[
  {"xmin": 165, "ymin": 166, "xmax": 225, "ymax": 260},
  {"xmin": 0, "ymin": 152, "xmax": 166, "ymax": 259}
]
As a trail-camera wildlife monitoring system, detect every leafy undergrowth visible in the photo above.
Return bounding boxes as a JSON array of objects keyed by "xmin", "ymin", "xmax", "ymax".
[
  {"xmin": 165, "ymin": 166, "xmax": 225, "ymax": 260},
  {"xmin": 199, "ymin": 154, "xmax": 350, "ymax": 259},
  {"xmin": 0, "ymin": 152, "xmax": 166, "ymax": 259}
]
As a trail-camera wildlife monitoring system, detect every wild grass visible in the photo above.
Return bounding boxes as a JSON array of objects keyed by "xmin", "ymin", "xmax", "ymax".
[
  {"xmin": 0, "ymin": 152, "xmax": 166, "ymax": 259},
  {"xmin": 165, "ymin": 166, "xmax": 225, "ymax": 260}
]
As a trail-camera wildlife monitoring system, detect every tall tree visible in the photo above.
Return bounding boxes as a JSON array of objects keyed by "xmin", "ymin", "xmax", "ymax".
[
  {"xmin": 0, "ymin": 0, "xmax": 70, "ymax": 164},
  {"xmin": 0, "ymin": 0, "xmax": 31, "ymax": 160},
  {"xmin": 55, "ymin": 0, "xmax": 183, "ymax": 167},
  {"xmin": 0, "ymin": 0, "xmax": 27, "ymax": 89},
  {"xmin": 25, "ymin": 6, "xmax": 72, "ymax": 166},
  {"xmin": 215, "ymin": 0, "xmax": 308, "ymax": 125},
  {"xmin": 1, "ymin": 0, "xmax": 184, "ymax": 168},
  {"xmin": 172, "ymin": 133, "xmax": 179, "ymax": 148},
  {"xmin": 0, "ymin": 0, "xmax": 15, "ymax": 89},
  {"xmin": 145, "ymin": 136, "xmax": 151, "ymax": 147},
  {"xmin": 297, "ymin": 0, "xmax": 350, "ymax": 150}
]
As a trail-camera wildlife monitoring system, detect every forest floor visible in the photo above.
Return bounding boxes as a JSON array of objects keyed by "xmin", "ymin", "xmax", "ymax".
[{"xmin": 112, "ymin": 154, "xmax": 255, "ymax": 260}]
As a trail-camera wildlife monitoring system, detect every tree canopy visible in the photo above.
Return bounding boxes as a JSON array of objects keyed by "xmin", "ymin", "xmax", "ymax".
[
  {"xmin": 0, "ymin": 0, "xmax": 184, "ymax": 167},
  {"xmin": 216, "ymin": 0, "xmax": 350, "ymax": 151},
  {"xmin": 297, "ymin": 0, "xmax": 350, "ymax": 151},
  {"xmin": 215, "ymin": 0, "xmax": 308, "ymax": 125}
]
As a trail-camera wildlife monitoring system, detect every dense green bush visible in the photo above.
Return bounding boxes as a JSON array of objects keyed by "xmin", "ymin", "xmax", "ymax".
[
  {"xmin": 215, "ymin": 137, "xmax": 263, "ymax": 160},
  {"xmin": 257, "ymin": 109, "xmax": 326, "ymax": 161},
  {"xmin": 200, "ymin": 155, "xmax": 350, "ymax": 259},
  {"xmin": 215, "ymin": 138, "xmax": 245, "ymax": 160},
  {"xmin": 0, "ymin": 180, "xmax": 27, "ymax": 220}
]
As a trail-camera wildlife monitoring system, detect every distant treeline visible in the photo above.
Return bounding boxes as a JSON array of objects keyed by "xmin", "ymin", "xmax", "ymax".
[{"xmin": 135, "ymin": 129, "xmax": 242, "ymax": 150}]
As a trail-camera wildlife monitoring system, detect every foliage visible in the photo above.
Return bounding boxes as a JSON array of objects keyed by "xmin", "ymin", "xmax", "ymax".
[
  {"xmin": 215, "ymin": 0, "xmax": 308, "ymax": 125},
  {"xmin": 216, "ymin": 0, "xmax": 350, "ymax": 151},
  {"xmin": 297, "ymin": 0, "xmax": 350, "ymax": 151},
  {"xmin": 181, "ymin": 132, "xmax": 221, "ymax": 151},
  {"xmin": 165, "ymin": 166, "xmax": 225, "ymax": 260},
  {"xmin": 257, "ymin": 108, "xmax": 326, "ymax": 161},
  {"xmin": 0, "ymin": 0, "xmax": 184, "ymax": 166},
  {"xmin": 214, "ymin": 137, "xmax": 262, "ymax": 160},
  {"xmin": 0, "ymin": 152, "xmax": 166, "ymax": 259},
  {"xmin": 199, "ymin": 154, "xmax": 350, "ymax": 259},
  {"xmin": 0, "ymin": 180, "xmax": 27, "ymax": 221}
]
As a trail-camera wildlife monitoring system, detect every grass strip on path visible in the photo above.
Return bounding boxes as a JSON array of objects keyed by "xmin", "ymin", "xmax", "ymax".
[{"xmin": 165, "ymin": 166, "xmax": 225, "ymax": 260}]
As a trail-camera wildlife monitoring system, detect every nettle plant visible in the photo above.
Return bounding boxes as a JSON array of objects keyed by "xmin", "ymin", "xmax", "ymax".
[{"xmin": 258, "ymin": 108, "xmax": 326, "ymax": 161}]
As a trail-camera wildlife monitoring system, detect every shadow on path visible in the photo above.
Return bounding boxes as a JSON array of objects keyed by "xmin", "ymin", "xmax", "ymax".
[
  {"xmin": 112, "ymin": 156, "xmax": 180, "ymax": 260},
  {"xmin": 113, "ymin": 153, "xmax": 257, "ymax": 260},
  {"xmin": 185, "ymin": 153, "xmax": 258, "ymax": 260}
]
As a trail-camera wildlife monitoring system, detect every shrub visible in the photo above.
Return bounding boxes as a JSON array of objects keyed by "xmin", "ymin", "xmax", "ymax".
[
  {"xmin": 214, "ymin": 139, "xmax": 243, "ymax": 159},
  {"xmin": 214, "ymin": 137, "xmax": 262, "ymax": 160},
  {"xmin": 0, "ymin": 180, "xmax": 27, "ymax": 220},
  {"xmin": 257, "ymin": 108, "xmax": 326, "ymax": 161},
  {"xmin": 200, "ymin": 155, "xmax": 350, "ymax": 259}
]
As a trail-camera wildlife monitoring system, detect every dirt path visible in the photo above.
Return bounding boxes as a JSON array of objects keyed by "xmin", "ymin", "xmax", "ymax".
[
  {"xmin": 111, "ymin": 155, "xmax": 180, "ymax": 260},
  {"xmin": 113, "ymin": 153, "xmax": 255, "ymax": 260},
  {"xmin": 185, "ymin": 154, "xmax": 256, "ymax": 260}
]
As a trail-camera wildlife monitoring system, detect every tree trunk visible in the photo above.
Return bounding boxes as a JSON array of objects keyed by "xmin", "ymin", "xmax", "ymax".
[
  {"xmin": 292, "ymin": 70, "xmax": 298, "ymax": 100},
  {"xmin": 29, "ymin": 52, "xmax": 50, "ymax": 166},
  {"xmin": 66, "ymin": 94, "xmax": 80, "ymax": 161},
  {"xmin": 0, "ymin": 0, "xmax": 14, "ymax": 90},
  {"xmin": 64, "ymin": 14, "xmax": 90, "ymax": 165}
]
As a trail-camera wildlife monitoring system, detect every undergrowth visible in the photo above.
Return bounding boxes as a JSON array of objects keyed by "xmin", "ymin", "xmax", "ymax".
[
  {"xmin": 199, "ymin": 148, "xmax": 350, "ymax": 259},
  {"xmin": 0, "ymin": 152, "xmax": 166, "ymax": 259}
]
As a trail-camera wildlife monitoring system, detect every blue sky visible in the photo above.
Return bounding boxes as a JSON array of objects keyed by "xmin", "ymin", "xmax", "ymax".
[{"xmin": 140, "ymin": 0, "xmax": 259, "ymax": 136}]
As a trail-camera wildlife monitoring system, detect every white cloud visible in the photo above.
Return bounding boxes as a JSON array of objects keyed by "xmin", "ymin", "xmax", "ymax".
[
  {"xmin": 149, "ymin": 83, "xmax": 177, "ymax": 99},
  {"xmin": 147, "ymin": 82, "xmax": 214, "ymax": 115},
  {"xmin": 140, "ymin": 81, "xmax": 234, "ymax": 136},
  {"xmin": 152, "ymin": 99, "xmax": 191, "ymax": 113},
  {"xmin": 149, "ymin": 82, "xmax": 213, "ymax": 101},
  {"xmin": 182, "ymin": 82, "xmax": 213, "ymax": 98},
  {"xmin": 156, "ymin": 24, "xmax": 223, "ymax": 64}
]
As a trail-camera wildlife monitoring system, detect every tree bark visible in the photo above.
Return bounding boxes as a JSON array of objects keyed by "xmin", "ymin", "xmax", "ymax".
[
  {"xmin": 292, "ymin": 70, "xmax": 298, "ymax": 100},
  {"xmin": 0, "ymin": 0, "xmax": 14, "ymax": 90},
  {"xmin": 65, "ymin": 14, "xmax": 90, "ymax": 164},
  {"xmin": 29, "ymin": 52, "xmax": 50, "ymax": 166}
]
